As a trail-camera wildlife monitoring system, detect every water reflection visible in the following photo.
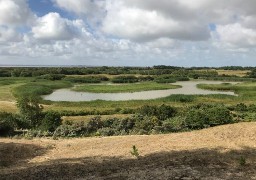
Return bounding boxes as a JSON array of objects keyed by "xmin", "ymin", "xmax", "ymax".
[{"xmin": 42, "ymin": 81, "xmax": 237, "ymax": 102}]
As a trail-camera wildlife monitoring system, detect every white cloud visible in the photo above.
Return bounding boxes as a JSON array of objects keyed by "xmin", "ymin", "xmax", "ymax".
[
  {"xmin": 102, "ymin": 1, "xmax": 209, "ymax": 42},
  {"xmin": 32, "ymin": 13, "xmax": 87, "ymax": 41},
  {"xmin": 53, "ymin": 0, "xmax": 105, "ymax": 24},
  {"xmin": 1, "ymin": 0, "xmax": 256, "ymax": 66},
  {"xmin": 0, "ymin": 0, "xmax": 34, "ymax": 26},
  {"xmin": 216, "ymin": 23, "xmax": 256, "ymax": 48},
  {"xmin": 0, "ymin": 27, "xmax": 22, "ymax": 42},
  {"xmin": 53, "ymin": 0, "xmax": 104, "ymax": 14}
]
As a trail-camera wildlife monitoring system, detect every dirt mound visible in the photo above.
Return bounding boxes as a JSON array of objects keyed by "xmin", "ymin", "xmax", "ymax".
[{"xmin": 0, "ymin": 122, "xmax": 256, "ymax": 179}]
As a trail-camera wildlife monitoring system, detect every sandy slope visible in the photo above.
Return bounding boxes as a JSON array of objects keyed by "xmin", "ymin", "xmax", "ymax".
[{"xmin": 1, "ymin": 122, "xmax": 256, "ymax": 179}]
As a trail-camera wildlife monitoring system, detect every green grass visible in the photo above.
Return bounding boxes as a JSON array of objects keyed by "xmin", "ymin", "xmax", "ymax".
[
  {"xmin": 0, "ymin": 76, "xmax": 255, "ymax": 116},
  {"xmin": 12, "ymin": 80, "xmax": 72, "ymax": 98},
  {"xmin": 72, "ymin": 82, "xmax": 181, "ymax": 93},
  {"xmin": 0, "ymin": 77, "xmax": 36, "ymax": 101},
  {"xmin": 197, "ymin": 82, "xmax": 256, "ymax": 102}
]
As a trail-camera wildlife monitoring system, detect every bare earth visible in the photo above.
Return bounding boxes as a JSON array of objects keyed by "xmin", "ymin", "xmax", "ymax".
[{"xmin": 1, "ymin": 122, "xmax": 256, "ymax": 179}]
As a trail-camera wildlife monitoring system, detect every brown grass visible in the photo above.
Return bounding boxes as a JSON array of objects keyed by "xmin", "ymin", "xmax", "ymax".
[
  {"xmin": 1, "ymin": 122, "xmax": 256, "ymax": 179},
  {"xmin": 216, "ymin": 70, "xmax": 250, "ymax": 77},
  {"xmin": 0, "ymin": 101, "xmax": 17, "ymax": 113},
  {"xmin": 62, "ymin": 114, "xmax": 131, "ymax": 122}
]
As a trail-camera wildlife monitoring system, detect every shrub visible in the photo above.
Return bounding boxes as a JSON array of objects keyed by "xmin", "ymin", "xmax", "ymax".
[
  {"xmin": 184, "ymin": 109, "xmax": 207, "ymax": 129},
  {"xmin": 184, "ymin": 104, "xmax": 233, "ymax": 130},
  {"xmin": 40, "ymin": 111, "xmax": 62, "ymax": 132},
  {"xmin": 165, "ymin": 95, "xmax": 195, "ymax": 102},
  {"xmin": 134, "ymin": 116, "xmax": 157, "ymax": 133},
  {"xmin": 162, "ymin": 116, "xmax": 186, "ymax": 132},
  {"xmin": 65, "ymin": 76, "xmax": 102, "ymax": 83},
  {"xmin": 16, "ymin": 95, "xmax": 44, "ymax": 129},
  {"xmin": 138, "ymin": 104, "xmax": 176, "ymax": 121},
  {"xmin": 234, "ymin": 103, "xmax": 248, "ymax": 112},
  {"xmin": 0, "ymin": 112, "xmax": 18, "ymax": 136},
  {"xmin": 53, "ymin": 124, "xmax": 78, "ymax": 137},
  {"xmin": 97, "ymin": 127, "xmax": 115, "ymax": 136},
  {"xmin": 114, "ymin": 117, "xmax": 135, "ymax": 133},
  {"xmin": 39, "ymin": 74, "xmax": 65, "ymax": 81},
  {"xmin": 111, "ymin": 76, "xmax": 139, "ymax": 83},
  {"xmin": 175, "ymin": 77, "xmax": 190, "ymax": 81},
  {"xmin": 154, "ymin": 75, "xmax": 176, "ymax": 83},
  {"xmin": 86, "ymin": 116, "xmax": 103, "ymax": 133}
]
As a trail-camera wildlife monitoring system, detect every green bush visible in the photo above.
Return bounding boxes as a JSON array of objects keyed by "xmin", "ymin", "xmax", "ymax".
[
  {"xmin": 111, "ymin": 76, "xmax": 139, "ymax": 83},
  {"xmin": 135, "ymin": 116, "xmax": 158, "ymax": 133},
  {"xmin": 86, "ymin": 116, "xmax": 103, "ymax": 133},
  {"xmin": 162, "ymin": 116, "xmax": 186, "ymax": 132},
  {"xmin": 53, "ymin": 124, "xmax": 78, "ymax": 137},
  {"xmin": 113, "ymin": 117, "xmax": 135, "ymax": 133},
  {"xmin": 97, "ymin": 127, "xmax": 115, "ymax": 136},
  {"xmin": 40, "ymin": 111, "xmax": 62, "ymax": 132},
  {"xmin": 165, "ymin": 95, "xmax": 195, "ymax": 102},
  {"xmin": 184, "ymin": 104, "xmax": 233, "ymax": 130},
  {"xmin": 138, "ymin": 104, "xmax": 176, "ymax": 121},
  {"xmin": 65, "ymin": 76, "xmax": 103, "ymax": 83},
  {"xmin": 154, "ymin": 75, "xmax": 176, "ymax": 83},
  {"xmin": 0, "ymin": 112, "xmax": 18, "ymax": 136},
  {"xmin": 16, "ymin": 96, "xmax": 44, "ymax": 129},
  {"xmin": 39, "ymin": 74, "xmax": 65, "ymax": 81}
]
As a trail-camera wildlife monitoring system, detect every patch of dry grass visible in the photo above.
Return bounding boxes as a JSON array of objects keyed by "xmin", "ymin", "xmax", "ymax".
[
  {"xmin": 1, "ymin": 122, "xmax": 256, "ymax": 179},
  {"xmin": 216, "ymin": 70, "xmax": 250, "ymax": 77},
  {"xmin": 62, "ymin": 114, "xmax": 131, "ymax": 122},
  {"xmin": 0, "ymin": 101, "xmax": 17, "ymax": 113}
]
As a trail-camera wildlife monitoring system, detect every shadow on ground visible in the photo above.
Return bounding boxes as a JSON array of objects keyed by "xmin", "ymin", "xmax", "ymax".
[
  {"xmin": 0, "ymin": 142, "xmax": 48, "ymax": 167},
  {"xmin": 0, "ymin": 143, "xmax": 256, "ymax": 180}
]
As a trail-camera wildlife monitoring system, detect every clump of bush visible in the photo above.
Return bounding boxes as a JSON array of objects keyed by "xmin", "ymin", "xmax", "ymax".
[
  {"xmin": 138, "ymin": 104, "xmax": 176, "ymax": 121},
  {"xmin": 65, "ymin": 76, "xmax": 109, "ymax": 83},
  {"xmin": 0, "ymin": 112, "xmax": 18, "ymax": 136},
  {"xmin": 39, "ymin": 74, "xmax": 66, "ymax": 81},
  {"xmin": 40, "ymin": 111, "xmax": 62, "ymax": 132},
  {"xmin": 111, "ymin": 76, "xmax": 139, "ymax": 83},
  {"xmin": 154, "ymin": 75, "xmax": 176, "ymax": 83},
  {"xmin": 184, "ymin": 104, "xmax": 233, "ymax": 129},
  {"xmin": 1, "ymin": 99, "xmax": 238, "ymax": 138}
]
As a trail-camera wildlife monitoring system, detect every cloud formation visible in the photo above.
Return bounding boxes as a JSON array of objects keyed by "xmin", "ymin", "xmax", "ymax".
[
  {"xmin": 32, "ymin": 12, "xmax": 85, "ymax": 41},
  {"xmin": 0, "ymin": 0, "xmax": 34, "ymax": 26},
  {"xmin": 0, "ymin": 0, "xmax": 256, "ymax": 66}
]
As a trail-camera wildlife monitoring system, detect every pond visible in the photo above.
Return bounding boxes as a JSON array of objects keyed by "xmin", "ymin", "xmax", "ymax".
[{"xmin": 42, "ymin": 81, "xmax": 237, "ymax": 102}]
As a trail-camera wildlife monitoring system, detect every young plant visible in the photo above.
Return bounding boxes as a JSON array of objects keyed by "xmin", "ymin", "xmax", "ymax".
[
  {"xmin": 130, "ymin": 145, "xmax": 139, "ymax": 158},
  {"xmin": 239, "ymin": 156, "xmax": 246, "ymax": 166}
]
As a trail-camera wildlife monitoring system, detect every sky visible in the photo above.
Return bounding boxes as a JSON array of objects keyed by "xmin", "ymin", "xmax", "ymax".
[{"xmin": 0, "ymin": 0, "xmax": 256, "ymax": 67}]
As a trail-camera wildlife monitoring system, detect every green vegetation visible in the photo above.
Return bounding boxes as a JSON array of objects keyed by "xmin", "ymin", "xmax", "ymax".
[
  {"xmin": 65, "ymin": 75, "xmax": 109, "ymax": 83},
  {"xmin": 73, "ymin": 82, "xmax": 180, "ymax": 93},
  {"xmin": 111, "ymin": 75, "xmax": 139, "ymax": 83},
  {"xmin": 239, "ymin": 156, "xmax": 246, "ymax": 166},
  {"xmin": 1, "ymin": 66, "xmax": 256, "ymax": 138},
  {"xmin": 197, "ymin": 82, "xmax": 256, "ymax": 101},
  {"xmin": 0, "ymin": 112, "xmax": 17, "ymax": 136},
  {"xmin": 12, "ymin": 80, "xmax": 71, "ymax": 98},
  {"xmin": 130, "ymin": 145, "xmax": 139, "ymax": 158}
]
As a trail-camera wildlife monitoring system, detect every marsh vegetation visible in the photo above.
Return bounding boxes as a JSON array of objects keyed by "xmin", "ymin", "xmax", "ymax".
[{"xmin": 0, "ymin": 66, "xmax": 255, "ymax": 138}]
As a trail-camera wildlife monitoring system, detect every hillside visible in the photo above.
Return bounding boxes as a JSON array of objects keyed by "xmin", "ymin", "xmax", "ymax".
[{"xmin": 1, "ymin": 122, "xmax": 256, "ymax": 179}]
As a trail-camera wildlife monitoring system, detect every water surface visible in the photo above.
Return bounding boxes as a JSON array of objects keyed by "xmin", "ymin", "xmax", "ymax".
[{"xmin": 42, "ymin": 81, "xmax": 237, "ymax": 102}]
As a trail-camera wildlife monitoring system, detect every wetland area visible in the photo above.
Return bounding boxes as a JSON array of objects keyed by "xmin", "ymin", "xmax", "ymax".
[{"xmin": 43, "ymin": 81, "xmax": 237, "ymax": 101}]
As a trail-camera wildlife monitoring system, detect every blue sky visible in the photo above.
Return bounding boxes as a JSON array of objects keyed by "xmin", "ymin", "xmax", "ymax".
[{"xmin": 0, "ymin": 0, "xmax": 256, "ymax": 67}]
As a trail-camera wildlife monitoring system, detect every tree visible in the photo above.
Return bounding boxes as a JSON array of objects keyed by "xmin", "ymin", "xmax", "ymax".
[{"xmin": 16, "ymin": 96, "xmax": 43, "ymax": 128}]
